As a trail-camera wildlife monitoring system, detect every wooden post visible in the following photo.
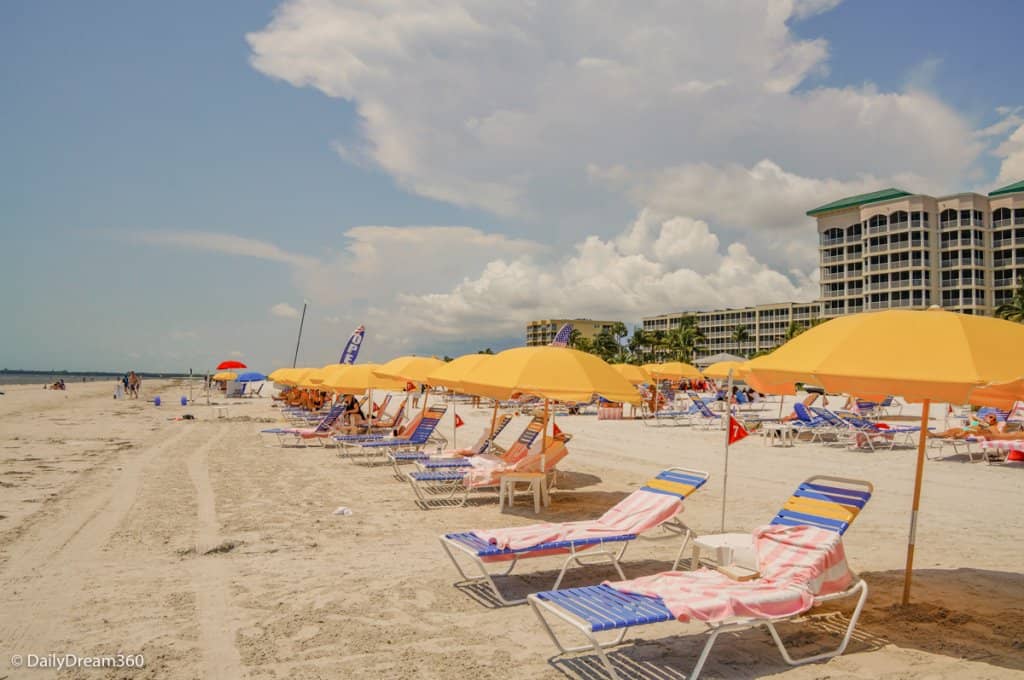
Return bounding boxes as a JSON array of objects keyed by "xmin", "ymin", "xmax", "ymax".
[{"xmin": 902, "ymin": 398, "xmax": 931, "ymax": 605}]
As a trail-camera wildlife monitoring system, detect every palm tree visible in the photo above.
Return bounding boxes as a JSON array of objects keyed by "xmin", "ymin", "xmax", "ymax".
[
  {"xmin": 567, "ymin": 328, "xmax": 583, "ymax": 349},
  {"xmin": 665, "ymin": 317, "xmax": 706, "ymax": 362},
  {"xmin": 592, "ymin": 329, "xmax": 621, "ymax": 363},
  {"xmin": 995, "ymin": 276, "xmax": 1024, "ymax": 322},
  {"xmin": 731, "ymin": 324, "xmax": 751, "ymax": 357},
  {"xmin": 628, "ymin": 328, "xmax": 650, "ymax": 363}
]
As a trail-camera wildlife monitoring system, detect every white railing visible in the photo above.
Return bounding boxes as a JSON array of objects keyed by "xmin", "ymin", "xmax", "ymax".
[{"xmin": 994, "ymin": 218, "xmax": 1012, "ymax": 227}]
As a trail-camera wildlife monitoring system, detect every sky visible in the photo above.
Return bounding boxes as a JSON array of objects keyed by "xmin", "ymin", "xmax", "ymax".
[{"xmin": 2, "ymin": 0, "xmax": 1023, "ymax": 373}]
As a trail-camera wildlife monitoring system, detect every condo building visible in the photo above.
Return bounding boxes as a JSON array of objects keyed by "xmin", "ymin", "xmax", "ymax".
[
  {"xmin": 525, "ymin": 318, "xmax": 621, "ymax": 346},
  {"xmin": 640, "ymin": 179, "xmax": 1024, "ymax": 358}
]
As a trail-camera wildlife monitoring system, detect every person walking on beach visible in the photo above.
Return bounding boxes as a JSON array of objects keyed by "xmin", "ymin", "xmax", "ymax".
[{"xmin": 128, "ymin": 371, "xmax": 140, "ymax": 398}]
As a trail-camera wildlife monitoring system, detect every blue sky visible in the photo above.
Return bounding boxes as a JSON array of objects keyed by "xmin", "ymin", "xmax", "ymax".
[{"xmin": 2, "ymin": 0, "xmax": 1022, "ymax": 372}]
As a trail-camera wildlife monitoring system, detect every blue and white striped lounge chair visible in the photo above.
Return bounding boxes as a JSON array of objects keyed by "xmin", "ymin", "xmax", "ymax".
[
  {"xmin": 527, "ymin": 475, "xmax": 873, "ymax": 680},
  {"xmin": 259, "ymin": 403, "xmax": 346, "ymax": 447},
  {"xmin": 343, "ymin": 405, "xmax": 448, "ymax": 464},
  {"xmin": 439, "ymin": 467, "xmax": 709, "ymax": 605},
  {"xmin": 388, "ymin": 414, "xmax": 513, "ymax": 476},
  {"xmin": 406, "ymin": 417, "xmax": 549, "ymax": 508},
  {"xmin": 528, "ymin": 558, "xmax": 867, "ymax": 680},
  {"xmin": 839, "ymin": 413, "xmax": 921, "ymax": 451}
]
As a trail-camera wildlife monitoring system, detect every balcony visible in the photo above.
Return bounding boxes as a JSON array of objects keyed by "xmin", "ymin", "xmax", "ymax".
[
  {"xmin": 889, "ymin": 259, "xmax": 912, "ymax": 270},
  {"xmin": 821, "ymin": 236, "xmax": 844, "ymax": 246},
  {"xmin": 820, "ymin": 271, "xmax": 844, "ymax": 282},
  {"xmin": 867, "ymin": 224, "xmax": 888, "ymax": 235},
  {"xmin": 910, "ymin": 219, "xmax": 925, "ymax": 228},
  {"xmin": 867, "ymin": 243, "xmax": 889, "ymax": 253},
  {"xmin": 867, "ymin": 301, "xmax": 891, "ymax": 310},
  {"xmin": 940, "ymin": 219, "xmax": 958, "ymax": 229},
  {"xmin": 994, "ymin": 218, "xmax": 1012, "ymax": 228}
]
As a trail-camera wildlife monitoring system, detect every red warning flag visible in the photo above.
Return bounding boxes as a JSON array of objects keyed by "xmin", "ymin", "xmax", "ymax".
[
  {"xmin": 728, "ymin": 416, "xmax": 750, "ymax": 445},
  {"xmin": 454, "ymin": 414, "xmax": 465, "ymax": 428}
]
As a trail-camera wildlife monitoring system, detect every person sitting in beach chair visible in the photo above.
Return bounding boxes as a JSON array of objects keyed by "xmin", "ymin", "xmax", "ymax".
[
  {"xmin": 780, "ymin": 392, "xmax": 826, "ymax": 422},
  {"xmin": 928, "ymin": 413, "xmax": 1000, "ymax": 439}
]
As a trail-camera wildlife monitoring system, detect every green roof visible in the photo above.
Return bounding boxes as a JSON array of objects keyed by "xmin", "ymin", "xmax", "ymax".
[
  {"xmin": 806, "ymin": 188, "xmax": 911, "ymax": 217},
  {"xmin": 989, "ymin": 179, "xmax": 1024, "ymax": 197}
]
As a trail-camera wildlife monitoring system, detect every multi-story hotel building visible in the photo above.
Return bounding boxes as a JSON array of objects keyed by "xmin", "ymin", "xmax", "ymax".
[
  {"xmin": 525, "ymin": 318, "xmax": 622, "ymax": 346},
  {"xmin": 641, "ymin": 179, "xmax": 1024, "ymax": 357}
]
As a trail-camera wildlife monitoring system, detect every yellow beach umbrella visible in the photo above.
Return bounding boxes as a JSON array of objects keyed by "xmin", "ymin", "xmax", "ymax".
[
  {"xmin": 461, "ymin": 346, "xmax": 640, "ymax": 404},
  {"xmin": 267, "ymin": 368, "xmax": 291, "ymax": 383},
  {"xmin": 374, "ymin": 356, "xmax": 445, "ymax": 384},
  {"xmin": 643, "ymin": 361, "xmax": 702, "ymax": 380},
  {"xmin": 703, "ymin": 361, "xmax": 748, "ymax": 380},
  {"xmin": 427, "ymin": 353, "xmax": 494, "ymax": 390},
  {"xmin": 744, "ymin": 308, "xmax": 1024, "ymax": 604},
  {"xmin": 970, "ymin": 377, "xmax": 1024, "ymax": 410},
  {"xmin": 212, "ymin": 371, "xmax": 237, "ymax": 382},
  {"xmin": 319, "ymin": 363, "xmax": 406, "ymax": 394},
  {"xmin": 612, "ymin": 363, "xmax": 652, "ymax": 385}
]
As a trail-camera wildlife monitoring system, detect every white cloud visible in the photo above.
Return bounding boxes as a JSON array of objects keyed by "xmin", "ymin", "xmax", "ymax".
[
  {"xmin": 994, "ymin": 122, "xmax": 1024, "ymax": 185},
  {"xmin": 385, "ymin": 210, "xmax": 817, "ymax": 341},
  {"xmin": 247, "ymin": 0, "xmax": 984, "ymax": 221},
  {"xmin": 270, "ymin": 302, "xmax": 300, "ymax": 319},
  {"xmin": 131, "ymin": 230, "xmax": 317, "ymax": 269},
  {"xmin": 229, "ymin": 350, "xmax": 244, "ymax": 357},
  {"xmin": 323, "ymin": 316, "xmax": 341, "ymax": 324},
  {"xmin": 170, "ymin": 329, "xmax": 199, "ymax": 341}
]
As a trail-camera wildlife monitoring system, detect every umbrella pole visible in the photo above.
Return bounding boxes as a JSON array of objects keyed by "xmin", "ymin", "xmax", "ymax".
[
  {"xmin": 490, "ymin": 401, "xmax": 498, "ymax": 435},
  {"xmin": 366, "ymin": 388, "xmax": 373, "ymax": 434},
  {"xmin": 451, "ymin": 390, "xmax": 457, "ymax": 449},
  {"xmin": 902, "ymin": 398, "xmax": 930, "ymax": 605},
  {"xmin": 720, "ymin": 369, "xmax": 734, "ymax": 532},
  {"xmin": 542, "ymin": 399, "xmax": 549, "ymax": 472}
]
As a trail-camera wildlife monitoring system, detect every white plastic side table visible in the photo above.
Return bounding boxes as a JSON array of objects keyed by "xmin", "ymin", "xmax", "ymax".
[{"xmin": 499, "ymin": 472, "xmax": 550, "ymax": 514}]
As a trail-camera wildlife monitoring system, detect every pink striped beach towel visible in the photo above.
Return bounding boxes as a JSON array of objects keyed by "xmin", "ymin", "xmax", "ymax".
[
  {"xmin": 608, "ymin": 524, "xmax": 853, "ymax": 623},
  {"xmin": 472, "ymin": 489, "xmax": 684, "ymax": 550}
]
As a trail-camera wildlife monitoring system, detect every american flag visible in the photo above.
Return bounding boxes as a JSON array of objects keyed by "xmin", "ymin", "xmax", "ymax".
[{"xmin": 550, "ymin": 323, "xmax": 573, "ymax": 347}]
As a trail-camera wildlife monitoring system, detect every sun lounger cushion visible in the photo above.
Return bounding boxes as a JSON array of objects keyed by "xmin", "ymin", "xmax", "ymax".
[{"xmin": 603, "ymin": 524, "xmax": 853, "ymax": 623}]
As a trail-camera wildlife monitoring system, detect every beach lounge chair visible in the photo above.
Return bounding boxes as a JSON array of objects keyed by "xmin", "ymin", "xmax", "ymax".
[
  {"xmin": 259, "ymin": 403, "xmax": 346, "ymax": 447},
  {"xmin": 689, "ymin": 475, "xmax": 872, "ymax": 571},
  {"xmin": 439, "ymin": 467, "xmax": 710, "ymax": 604},
  {"xmin": 406, "ymin": 418, "xmax": 556, "ymax": 508},
  {"xmin": 528, "ymin": 523, "xmax": 868, "ymax": 680},
  {"xmin": 840, "ymin": 414, "xmax": 920, "ymax": 451},
  {"xmin": 344, "ymin": 405, "xmax": 448, "ymax": 464},
  {"xmin": 390, "ymin": 414, "xmax": 515, "ymax": 474},
  {"xmin": 332, "ymin": 401, "xmax": 409, "ymax": 445}
]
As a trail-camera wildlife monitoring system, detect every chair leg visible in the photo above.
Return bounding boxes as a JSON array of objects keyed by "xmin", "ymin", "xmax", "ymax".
[{"xmin": 765, "ymin": 580, "xmax": 869, "ymax": 666}]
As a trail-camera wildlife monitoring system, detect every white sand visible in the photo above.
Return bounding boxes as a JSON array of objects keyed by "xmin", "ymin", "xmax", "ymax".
[{"xmin": 1, "ymin": 380, "xmax": 1022, "ymax": 679}]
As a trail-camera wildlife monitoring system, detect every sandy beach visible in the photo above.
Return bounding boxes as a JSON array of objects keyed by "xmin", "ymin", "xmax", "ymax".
[{"xmin": 1, "ymin": 380, "xmax": 1022, "ymax": 679}]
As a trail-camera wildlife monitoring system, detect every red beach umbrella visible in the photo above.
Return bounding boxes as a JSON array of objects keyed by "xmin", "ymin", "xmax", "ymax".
[{"xmin": 217, "ymin": 360, "xmax": 247, "ymax": 370}]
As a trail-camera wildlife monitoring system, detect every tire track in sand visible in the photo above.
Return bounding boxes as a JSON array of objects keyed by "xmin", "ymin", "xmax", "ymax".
[
  {"xmin": 0, "ymin": 426, "xmax": 193, "ymax": 653},
  {"xmin": 186, "ymin": 430, "xmax": 245, "ymax": 679}
]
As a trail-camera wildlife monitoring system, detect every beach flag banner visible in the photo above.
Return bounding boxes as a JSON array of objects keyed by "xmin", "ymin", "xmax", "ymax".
[
  {"xmin": 552, "ymin": 422, "xmax": 563, "ymax": 438},
  {"xmin": 339, "ymin": 325, "xmax": 365, "ymax": 364},
  {"xmin": 455, "ymin": 414, "xmax": 465, "ymax": 428},
  {"xmin": 728, "ymin": 416, "xmax": 750, "ymax": 444},
  {"xmin": 373, "ymin": 401, "xmax": 382, "ymax": 413},
  {"xmin": 549, "ymin": 323, "xmax": 573, "ymax": 347}
]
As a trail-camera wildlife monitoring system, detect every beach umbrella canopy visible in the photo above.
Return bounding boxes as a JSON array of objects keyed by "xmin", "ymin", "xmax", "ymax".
[
  {"xmin": 272, "ymin": 368, "xmax": 314, "ymax": 387},
  {"xmin": 702, "ymin": 361, "xmax": 748, "ymax": 380},
  {"xmin": 212, "ymin": 371, "xmax": 237, "ymax": 381},
  {"xmin": 237, "ymin": 371, "xmax": 266, "ymax": 382},
  {"xmin": 611, "ymin": 363, "xmax": 652, "ymax": 385},
  {"xmin": 267, "ymin": 368, "xmax": 290, "ymax": 382},
  {"xmin": 744, "ymin": 309, "xmax": 1024, "ymax": 403},
  {"xmin": 460, "ymin": 346, "xmax": 641, "ymax": 404},
  {"xmin": 643, "ymin": 361, "xmax": 702, "ymax": 380},
  {"xmin": 374, "ymin": 356, "xmax": 445, "ymax": 384},
  {"xmin": 969, "ymin": 377, "xmax": 1024, "ymax": 410},
  {"xmin": 743, "ymin": 308, "xmax": 1024, "ymax": 605},
  {"xmin": 427, "ymin": 354, "xmax": 494, "ymax": 390},
  {"xmin": 297, "ymin": 368, "xmax": 329, "ymax": 388},
  {"xmin": 216, "ymin": 360, "xmax": 247, "ymax": 370},
  {"xmin": 318, "ymin": 363, "xmax": 406, "ymax": 394}
]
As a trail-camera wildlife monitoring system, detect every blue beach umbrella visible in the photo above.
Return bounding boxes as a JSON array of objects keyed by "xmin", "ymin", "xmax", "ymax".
[{"xmin": 237, "ymin": 371, "xmax": 266, "ymax": 382}]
